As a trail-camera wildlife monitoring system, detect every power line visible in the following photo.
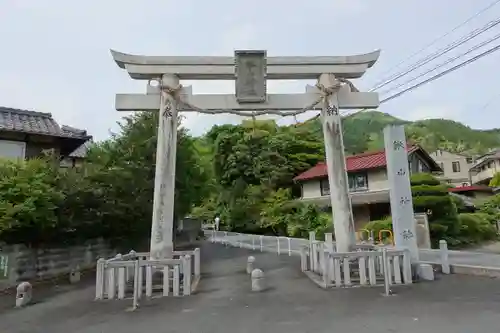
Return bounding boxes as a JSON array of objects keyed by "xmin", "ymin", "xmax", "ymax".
[
  {"xmin": 334, "ymin": 40, "xmax": 500, "ymax": 120},
  {"xmin": 371, "ymin": 18, "xmax": 500, "ymax": 91},
  {"xmin": 380, "ymin": 42, "xmax": 500, "ymax": 104},
  {"xmin": 373, "ymin": 0, "xmax": 500, "ymax": 84},
  {"xmin": 379, "ymin": 31, "xmax": 500, "ymax": 96},
  {"xmin": 477, "ymin": 92, "xmax": 500, "ymax": 111}
]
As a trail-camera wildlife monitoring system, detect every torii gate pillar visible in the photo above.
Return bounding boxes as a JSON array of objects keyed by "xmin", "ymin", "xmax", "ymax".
[{"xmin": 319, "ymin": 74, "xmax": 356, "ymax": 252}]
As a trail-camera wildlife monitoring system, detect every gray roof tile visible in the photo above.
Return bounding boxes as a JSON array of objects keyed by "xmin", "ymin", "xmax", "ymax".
[
  {"xmin": 60, "ymin": 125, "xmax": 92, "ymax": 158},
  {"xmin": 69, "ymin": 140, "xmax": 92, "ymax": 158},
  {"xmin": 0, "ymin": 107, "xmax": 88, "ymax": 139}
]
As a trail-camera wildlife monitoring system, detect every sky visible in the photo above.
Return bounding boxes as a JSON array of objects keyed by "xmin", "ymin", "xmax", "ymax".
[{"xmin": 1, "ymin": 0, "xmax": 500, "ymax": 141}]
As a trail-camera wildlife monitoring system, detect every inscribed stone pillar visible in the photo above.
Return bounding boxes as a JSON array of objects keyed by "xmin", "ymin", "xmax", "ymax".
[
  {"xmin": 383, "ymin": 125, "xmax": 419, "ymax": 261},
  {"xmin": 150, "ymin": 74, "xmax": 179, "ymax": 259},
  {"xmin": 320, "ymin": 74, "xmax": 356, "ymax": 253}
]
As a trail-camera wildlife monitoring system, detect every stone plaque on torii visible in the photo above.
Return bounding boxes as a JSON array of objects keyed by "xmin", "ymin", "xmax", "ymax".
[{"xmin": 110, "ymin": 49, "xmax": 380, "ymax": 259}]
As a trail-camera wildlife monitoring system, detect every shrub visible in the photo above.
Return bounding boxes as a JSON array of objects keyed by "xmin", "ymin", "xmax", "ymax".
[
  {"xmin": 410, "ymin": 172, "xmax": 441, "ymax": 186},
  {"xmin": 410, "ymin": 173, "xmax": 460, "ymax": 242},
  {"xmin": 457, "ymin": 213, "xmax": 497, "ymax": 245},
  {"xmin": 450, "ymin": 194, "xmax": 468, "ymax": 213},
  {"xmin": 364, "ymin": 217, "xmax": 393, "ymax": 242},
  {"xmin": 479, "ymin": 194, "xmax": 500, "ymax": 221}
]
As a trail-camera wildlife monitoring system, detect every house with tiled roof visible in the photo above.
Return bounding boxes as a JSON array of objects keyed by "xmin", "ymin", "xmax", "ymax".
[
  {"xmin": 448, "ymin": 185, "xmax": 499, "ymax": 203},
  {"xmin": 429, "ymin": 149, "xmax": 475, "ymax": 187},
  {"xmin": 59, "ymin": 125, "xmax": 93, "ymax": 168},
  {"xmin": 293, "ymin": 145, "xmax": 442, "ymax": 231},
  {"xmin": 0, "ymin": 107, "xmax": 91, "ymax": 165}
]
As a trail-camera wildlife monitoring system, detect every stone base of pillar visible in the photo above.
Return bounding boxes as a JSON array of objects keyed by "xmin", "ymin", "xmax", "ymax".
[{"xmin": 416, "ymin": 263, "xmax": 435, "ymax": 281}]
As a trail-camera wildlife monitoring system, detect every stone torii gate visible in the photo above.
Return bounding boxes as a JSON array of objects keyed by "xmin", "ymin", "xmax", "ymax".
[{"xmin": 110, "ymin": 49, "xmax": 380, "ymax": 258}]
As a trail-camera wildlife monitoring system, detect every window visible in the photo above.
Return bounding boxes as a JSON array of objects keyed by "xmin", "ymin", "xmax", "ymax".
[
  {"xmin": 466, "ymin": 157, "xmax": 473, "ymax": 164},
  {"xmin": 418, "ymin": 160, "xmax": 426, "ymax": 172},
  {"xmin": 452, "ymin": 161, "xmax": 460, "ymax": 173},
  {"xmin": 0, "ymin": 140, "xmax": 26, "ymax": 160},
  {"xmin": 321, "ymin": 173, "xmax": 368, "ymax": 195},
  {"xmin": 320, "ymin": 179, "xmax": 330, "ymax": 196},
  {"xmin": 348, "ymin": 173, "xmax": 368, "ymax": 192}
]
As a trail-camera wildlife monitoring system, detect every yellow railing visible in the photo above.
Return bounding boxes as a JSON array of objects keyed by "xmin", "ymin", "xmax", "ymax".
[
  {"xmin": 378, "ymin": 229, "xmax": 394, "ymax": 245},
  {"xmin": 357, "ymin": 229, "xmax": 370, "ymax": 242}
]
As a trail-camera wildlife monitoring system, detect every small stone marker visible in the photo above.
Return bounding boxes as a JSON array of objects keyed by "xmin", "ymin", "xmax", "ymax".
[
  {"xmin": 251, "ymin": 268, "xmax": 264, "ymax": 292},
  {"xmin": 15, "ymin": 281, "xmax": 32, "ymax": 308},
  {"xmin": 69, "ymin": 265, "xmax": 81, "ymax": 284},
  {"xmin": 417, "ymin": 263, "xmax": 435, "ymax": 281},
  {"xmin": 246, "ymin": 256, "xmax": 255, "ymax": 274}
]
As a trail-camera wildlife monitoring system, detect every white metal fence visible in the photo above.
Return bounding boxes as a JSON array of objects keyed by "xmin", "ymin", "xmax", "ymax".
[
  {"xmin": 95, "ymin": 248, "xmax": 200, "ymax": 309},
  {"xmin": 207, "ymin": 230, "xmax": 313, "ymax": 255}
]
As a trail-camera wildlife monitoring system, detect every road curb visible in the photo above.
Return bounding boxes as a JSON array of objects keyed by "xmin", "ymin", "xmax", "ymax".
[{"xmin": 422, "ymin": 261, "xmax": 500, "ymax": 278}]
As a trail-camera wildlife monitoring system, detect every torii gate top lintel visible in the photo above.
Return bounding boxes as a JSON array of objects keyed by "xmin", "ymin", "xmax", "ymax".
[{"xmin": 110, "ymin": 49, "xmax": 381, "ymax": 80}]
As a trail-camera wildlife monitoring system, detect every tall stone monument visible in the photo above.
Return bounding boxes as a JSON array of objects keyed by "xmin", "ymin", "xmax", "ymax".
[{"xmin": 383, "ymin": 125, "xmax": 419, "ymax": 261}]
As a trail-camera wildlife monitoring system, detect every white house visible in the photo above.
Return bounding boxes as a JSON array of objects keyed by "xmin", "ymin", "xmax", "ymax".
[
  {"xmin": 293, "ymin": 145, "xmax": 442, "ymax": 231},
  {"xmin": 469, "ymin": 149, "xmax": 500, "ymax": 185},
  {"xmin": 429, "ymin": 149, "xmax": 474, "ymax": 187}
]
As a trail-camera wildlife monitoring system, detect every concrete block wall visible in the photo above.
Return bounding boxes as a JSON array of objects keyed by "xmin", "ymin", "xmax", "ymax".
[{"xmin": 0, "ymin": 239, "xmax": 113, "ymax": 288}]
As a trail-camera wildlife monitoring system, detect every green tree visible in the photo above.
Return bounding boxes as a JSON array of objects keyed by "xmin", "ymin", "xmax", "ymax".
[
  {"xmin": 0, "ymin": 111, "xmax": 209, "ymax": 249},
  {"xmin": 0, "ymin": 158, "xmax": 64, "ymax": 245},
  {"xmin": 84, "ymin": 112, "xmax": 209, "ymax": 247},
  {"xmin": 479, "ymin": 194, "xmax": 500, "ymax": 221},
  {"xmin": 489, "ymin": 172, "xmax": 500, "ymax": 187},
  {"xmin": 410, "ymin": 173, "xmax": 460, "ymax": 245},
  {"xmin": 197, "ymin": 119, "xmax": 324, "ymax": 232}
]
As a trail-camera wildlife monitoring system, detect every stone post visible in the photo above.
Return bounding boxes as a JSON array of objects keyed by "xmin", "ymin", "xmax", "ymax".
[
  {"xmin": 324, "ymin": 233, "xmax": 334, "ymax": 254},
  {"xmin": 309, "ymin": 231, "xmax": 317, "ymax": 272},
  {"xmin": 251, "ymin": 269, "xmax": 265, "ymax": 292},
  {"xmin": 300, "ymin": 247, "xmax": 308, "ymax": 272},
  {"xmin": 439, "ymin": 240, "xmax": 450, "ymax": 274},
  {"xmin": 183, "ymin": 254, "xmax": 192, "ymax": 296},
  {"xmin": 15, "ymin": 282, "xmax": 32, "ymax": 308},
  {"xmin": 246, "ymin": 256, "xmax": 255, "ymax": 274}
]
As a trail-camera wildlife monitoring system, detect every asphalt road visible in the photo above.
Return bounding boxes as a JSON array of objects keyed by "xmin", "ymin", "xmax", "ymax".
[{"xmin": 1, "ymin": 243, "xmax": 500, "ymax": 333}]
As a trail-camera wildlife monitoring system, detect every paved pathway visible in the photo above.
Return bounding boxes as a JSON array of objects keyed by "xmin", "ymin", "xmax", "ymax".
[{"xmin": 1, "ymin": 243, "xmax": 500, "ymax": 333}]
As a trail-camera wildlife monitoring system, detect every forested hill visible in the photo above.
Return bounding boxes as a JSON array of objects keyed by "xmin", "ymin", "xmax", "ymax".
[
  {"xmin": 189, "ymin": 111, "xmax": 500, "ymax": 233},
  {"xmin": 299, "ymin": 111, "xmax": 500, "ymax": 155}
]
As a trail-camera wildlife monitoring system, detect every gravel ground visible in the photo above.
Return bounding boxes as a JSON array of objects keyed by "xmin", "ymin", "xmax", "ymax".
[{"xmin": 0, "ymin": 243, "xmax": 499, "ymax": 333}]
